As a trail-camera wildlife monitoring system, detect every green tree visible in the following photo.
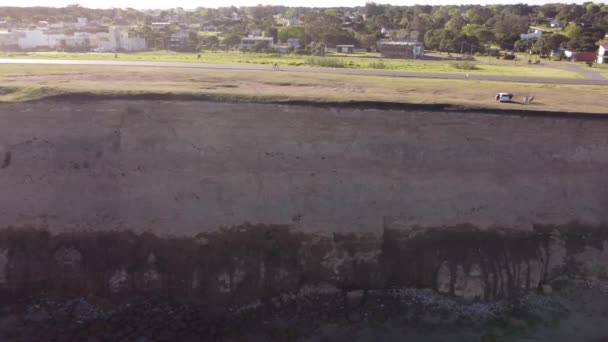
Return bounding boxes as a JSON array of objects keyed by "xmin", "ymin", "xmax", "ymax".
[
  {"xmin": 444, "ymin": 16, "xmax": 466, "ymax": 33},
  {"xmin": 223, "ymin": 33, "xmax": 242, "ymax": 48},
  {"xmin": 278, "ymin": 26, "xmax": 304, "ymax": 42},
  {"xmin": 564, "ymin": 22, "xmax": 583, "ymax": 40}
]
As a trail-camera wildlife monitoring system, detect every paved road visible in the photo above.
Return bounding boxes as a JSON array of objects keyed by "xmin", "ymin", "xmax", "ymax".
[{"xmin": 1, "ymin": 58, "xmax": 607, "ymax": 86}]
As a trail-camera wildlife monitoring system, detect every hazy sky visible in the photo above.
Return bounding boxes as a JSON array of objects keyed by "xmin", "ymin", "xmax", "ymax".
[{"xmin": 1, "ymin": 0, "xmax": 593, "ymax": 9}]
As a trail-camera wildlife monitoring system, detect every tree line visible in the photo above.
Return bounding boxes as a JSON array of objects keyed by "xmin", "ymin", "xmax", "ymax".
[{"xmin": 1, "ymin": 3, "xmax": 607, "ymax": 53}]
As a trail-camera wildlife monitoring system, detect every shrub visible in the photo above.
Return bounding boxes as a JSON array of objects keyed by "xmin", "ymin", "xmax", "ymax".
[
  {"xmin": 503, "ymin": 54, "xmax": 516, "ymax": 60},
  {"xmin": 293, "ymin": 49, "xmax": 310, "ymax": 55},
  {"xmin": 451, "ymin": 61, "xmax": 479, "ymax": 70},
  {"xmin": 368, "ymin": 60, "xmax": 386, "ymax": 69},
  {"xmin": 304, "ymin": 57, "xmax": 347, "ymax": 68},
  {"xmin": 586, "ymin": 61, "xmax": 593, "ymax": 67}
]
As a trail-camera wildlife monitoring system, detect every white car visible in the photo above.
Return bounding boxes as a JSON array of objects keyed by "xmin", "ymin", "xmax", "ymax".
[{"xmin": 495, "ymin": 93, "xmax": 513, "ymax": 103}]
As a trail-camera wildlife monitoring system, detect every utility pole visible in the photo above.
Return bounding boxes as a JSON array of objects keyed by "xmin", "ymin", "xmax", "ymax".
[{"xmin": 460, "ymin": 41, "xmax": 464, "ymax": 55}]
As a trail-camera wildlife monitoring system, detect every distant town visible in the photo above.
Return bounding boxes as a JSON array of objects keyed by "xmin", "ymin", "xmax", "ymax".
[{"xmin": 0, "ymin": 3, "xmax": 607, "ymax": 63}]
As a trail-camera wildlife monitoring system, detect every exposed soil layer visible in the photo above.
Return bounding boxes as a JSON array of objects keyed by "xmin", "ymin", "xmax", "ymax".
[
  {"xmin": 1, "ymin": 100, "xmax": 607, "ymax": 234},
  {"xmin": 0, "ymin": 223, "xmax": 605, "ymax": 299}
]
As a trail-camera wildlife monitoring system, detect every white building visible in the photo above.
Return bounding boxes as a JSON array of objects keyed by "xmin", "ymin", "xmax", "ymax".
[
  {"xmin": 0, "ymin": 31, "xmax": 19, "ymax": 49},
  {"xmin": 96, "ymin": 27, "xmax": 146, "ymax": 52},
  {"xmin": 17, "ymin": 29, "xmax": 58, "ymax": 49},
  {"xmin": 240, "ymin": 36, "xmax": 273, "ymax": 50},
  {"xmin": 598, "ymin": 41, "xmax": 608, "ymax": 64},
  {"xmin": 76, "ymin": 18, "xmax": 88, "ymax": 27}
]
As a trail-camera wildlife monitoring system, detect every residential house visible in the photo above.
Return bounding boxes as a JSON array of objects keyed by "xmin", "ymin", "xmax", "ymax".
[
  {"xmin": 550, "ymin": 19, "xmax": 564, "ymax": 28},
  {"xmin": 275, "ymin": 38, "xmax": 301, "ymax": 54},
  {"xmin": 376, "ymin": 40, "xmax": 424, "ymax": 58},
  {"xmin": 520, "ymin": 29, "xmax": 543, "ymax": 41},
  {"xmin": 240, "ymin": 36, "xmax": 273, "ymax": 50},
  {"xmin": 336, "ymin": 44, "xmax": 354, "ymax": 53},
  {"xmin": 287, "ymin": 38, "xmax": 301, "ymax": 49},
  {"xmin": 248, "ymin": 28, "xmax": 262, "ymax": 36},
  {"xmin": 203, "ymin": 25, "xmax": 218, "ymax": 32},
  {"xmin": 285, "ymin": 17, "xmax": 300, "ymax": 26}
]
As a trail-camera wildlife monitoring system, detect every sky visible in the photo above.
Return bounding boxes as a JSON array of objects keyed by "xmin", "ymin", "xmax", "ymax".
[{"xmin": 1, "ymin": 0, "xmax": 593, "ymax": 9}]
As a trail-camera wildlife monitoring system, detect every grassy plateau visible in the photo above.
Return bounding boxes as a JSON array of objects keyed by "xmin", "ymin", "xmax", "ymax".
[{"xmin": 0, "ymin": 63, "xmax": 605, "ymax": 113}]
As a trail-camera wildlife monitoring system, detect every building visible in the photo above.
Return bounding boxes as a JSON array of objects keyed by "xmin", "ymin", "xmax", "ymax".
[
  {"xmin": 376, "ymin": 40, "xmax": 424, "ymax": 58},
  {"xmin": 0, "ymin": 31, "xmax": 19, "ymax": 49},
  {"xmin": 275, "ymin": 38, "xmax": 301, "ymax": 54},
  {"xmin": 76, "ymin": 18, "xmax": 88, "ymax": 27},
  {"xmin": 550, "ymin": 19, "xmax": 564, "ymax": 28},
  {"xmin": 520, "ymin": 29, "xmax": 543, "ymax": 41},
  {"xmin": 17, "ymin": 29, "xmax": 54, "ymax": 49},
  {"xmin": 248, "ymin": 29, "xmax": 263, "ymax": 36},
  {"xmin": 336, "ymin": 45, "xmax": 354, "ymax": 53},
  {"xmin": 598, "ymin": 43, "xmax": 607, "ymax": 64},
  {"xmin": 240, "ymin": 36, "xmax": 273, "ymax": 50},
  {"xmin": 170, "ymin": 30, "xmax": 191, "ymax": 51},
  {"xmin": 96, "ymin": 27, "xmax": 146, "ymax": 52},
  {"xmin": 285, "ymin": 17, "xmax": 300, "ymax": 26},
  {"xmin": 151, "ymin": 22, "xmax": 172, "ymax": 29},
  {"xmin": 571, "ymin": 51, "xmax": 597, "ymax": 62},
  {"xmin": 287, "ymin": 38, "xmax": 301, "ymax": 49},
  {"xmin": 598, "ymin": 36, "xmax": 608, "ymax": 64},
  {"xmin": 57, "ymin": 32, "xmax": 93, "ymax": 51}
]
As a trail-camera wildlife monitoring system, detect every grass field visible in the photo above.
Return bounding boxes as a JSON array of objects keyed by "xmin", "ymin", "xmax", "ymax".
[
  {"xmin": 1, "ymin": 50, "xmax": 585, "ymax": 79},
  {"xmin": 0, "ymin": 64, "xmax": 604, "ymax": 113},
  {"xmin": 596, "ymin": 63, "xmax": 608, "ymax": 75}
]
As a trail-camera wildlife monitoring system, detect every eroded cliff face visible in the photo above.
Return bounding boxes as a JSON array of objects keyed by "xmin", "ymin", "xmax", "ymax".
[
  {"xmin": 0, "ymin": 223, "xmax": 606, "ymax": 305},
  {"xmin": 0, "ymin": 100, "xmax": 607, "ymax": 306}
]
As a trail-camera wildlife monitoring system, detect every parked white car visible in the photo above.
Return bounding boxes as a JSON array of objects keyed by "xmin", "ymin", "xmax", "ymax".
[{"xmin": 495, "ymin": 93, "xmax": 513, "ymax": 103}]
